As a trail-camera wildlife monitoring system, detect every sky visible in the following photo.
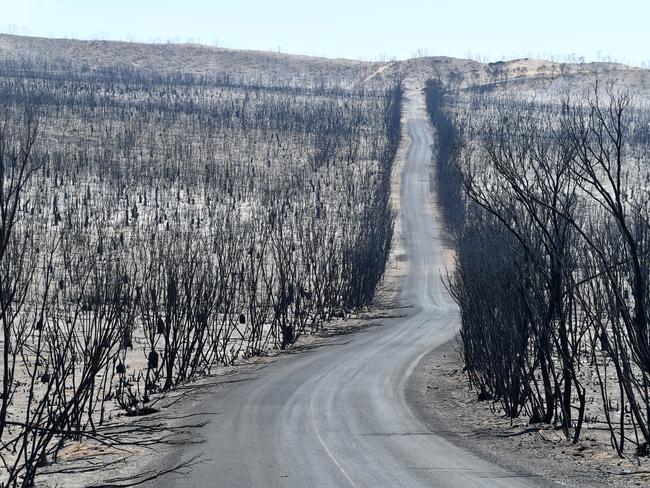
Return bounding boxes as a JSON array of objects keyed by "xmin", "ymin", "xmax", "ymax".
[{"xmin": 1, "ymin": 0, "xmax": 649, "ymax": 66}]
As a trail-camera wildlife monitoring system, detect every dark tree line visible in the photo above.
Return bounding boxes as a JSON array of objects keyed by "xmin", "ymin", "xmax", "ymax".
[
  {"xmin": 0, "ymin": 57, "xmax": 401, "ymax": 486},
  {"xmin": 427, "ymin": 79, "xmax": 650, "ymax": 456},
  {"xmin": 425, "ymin": 80, "xmax": 464, "ymax": 232}
]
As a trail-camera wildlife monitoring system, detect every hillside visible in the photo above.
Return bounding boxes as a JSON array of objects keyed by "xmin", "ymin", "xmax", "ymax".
[
  {"xmin": 2, "ymin": 33, "xmax": 650, "ymax": 98},
  {"xmin": 0, "ymin": 33, "xmax": 378, "ymax": 87},
  {"xmin": 1, "ymin": 33, "xmax": 650, "ymax": 488}
]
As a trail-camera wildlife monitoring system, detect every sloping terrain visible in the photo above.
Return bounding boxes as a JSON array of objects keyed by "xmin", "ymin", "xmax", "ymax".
[
  {"xmin": 1, "ymin": 34, "xmax": 650, "ymax": 487},
  {"xmin": 3, "ymin": 33, "xmax": 650, "ymax": 95},
  {"xmin": 0, "ymin": 34, "xmax": 376, "ymax": 87}
]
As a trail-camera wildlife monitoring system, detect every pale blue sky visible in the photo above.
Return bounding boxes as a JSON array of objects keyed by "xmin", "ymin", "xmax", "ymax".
[{"xmin": 1, "ymin": 0, "xmax": 648, "ymax": 66}]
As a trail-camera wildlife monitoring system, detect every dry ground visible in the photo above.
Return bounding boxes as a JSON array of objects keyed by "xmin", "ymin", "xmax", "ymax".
[{"xmin": 409, "ymin": 339, "xmax": 650, "ymax": 488}]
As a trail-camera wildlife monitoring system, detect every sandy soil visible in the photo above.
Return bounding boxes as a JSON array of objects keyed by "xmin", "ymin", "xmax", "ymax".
[
  {"xmin": 408, "ymin": 339, "xmax": 650, "ymax": 488},
  {"xmin": 35, "ymin": 304, "xmax": 406, "ymax": 487},
  {"xmin": 4, "ymin": 35, "xmax": 648, "ymax": 484},
  {"xmin": 34, "ymin": 83, "xmax": 414, "ymax": 488},
  {"xmin": 402, "ymin": 75, "xmax": 650, "ymax": 487}
]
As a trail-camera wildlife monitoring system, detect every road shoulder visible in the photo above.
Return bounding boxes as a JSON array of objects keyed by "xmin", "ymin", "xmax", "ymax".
[{"xmin": 406, "ymin": 338, "xmax": 650, "ymax": 488}]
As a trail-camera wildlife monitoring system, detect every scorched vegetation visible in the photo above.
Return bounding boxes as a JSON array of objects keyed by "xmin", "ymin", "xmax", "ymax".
[
  {"xmin": 428, "ymin": 77, "xmax": 650, "ymax": 459},
  {"xmin": 0, "ymin": 57, "xmax": 401, "ymax": 486}
]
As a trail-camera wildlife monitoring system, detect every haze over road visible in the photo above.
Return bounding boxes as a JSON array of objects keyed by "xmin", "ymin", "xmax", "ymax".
[{"xmin": 150, "ymin": 88, "xmax": 549, "ymax": 488}]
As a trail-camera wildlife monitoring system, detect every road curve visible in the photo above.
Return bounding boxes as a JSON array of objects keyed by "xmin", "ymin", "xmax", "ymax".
[{"xmin": 149, "ymin": 89, "xmax": 548, "ymax": 487}]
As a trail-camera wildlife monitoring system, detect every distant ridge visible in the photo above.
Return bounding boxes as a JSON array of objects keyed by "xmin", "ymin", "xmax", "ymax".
[{"xmin": 1, "ymin": 33, "xmax": 649, "ymax": 98}]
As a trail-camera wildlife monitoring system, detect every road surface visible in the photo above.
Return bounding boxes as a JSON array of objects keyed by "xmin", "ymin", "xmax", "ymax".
[{"xmin": 149, "ymin": 89, "xmax": 549, "ymax": 487}]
